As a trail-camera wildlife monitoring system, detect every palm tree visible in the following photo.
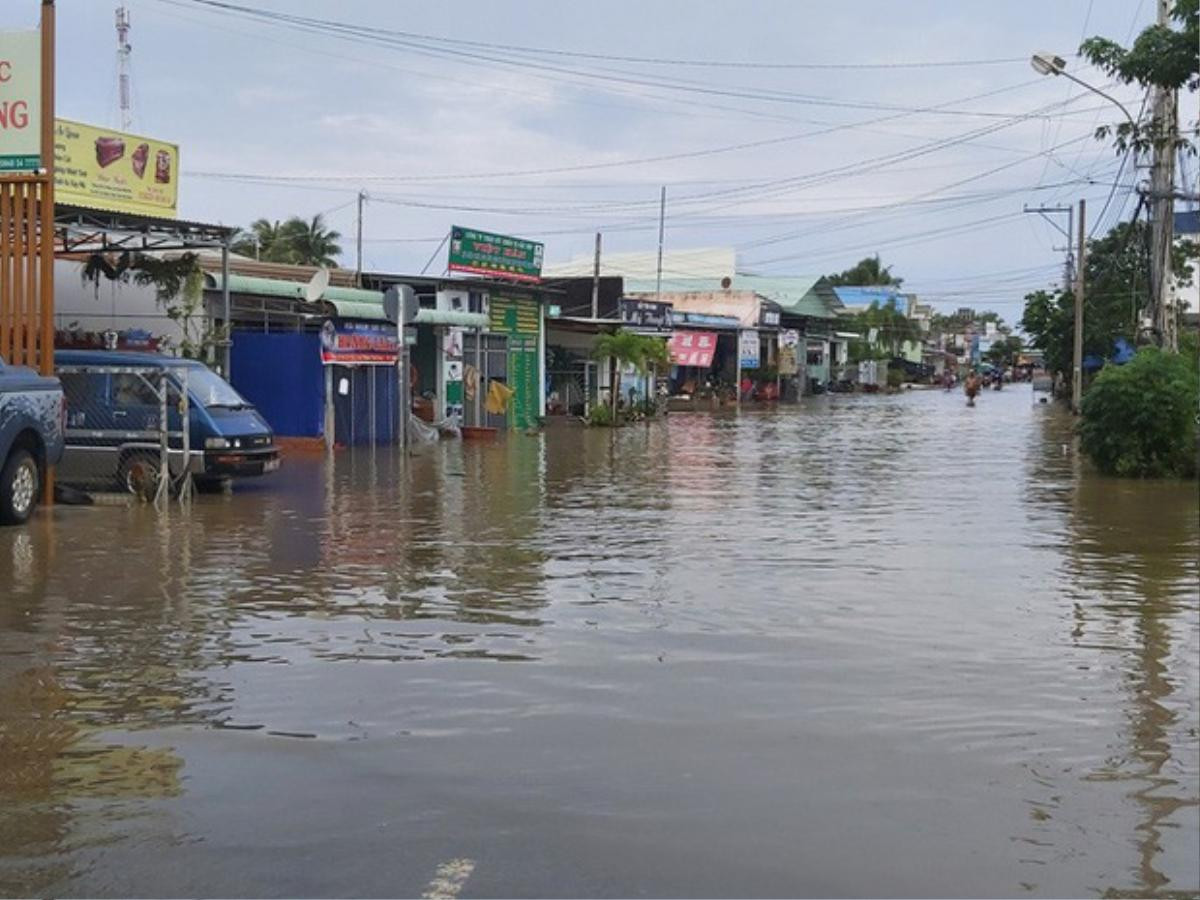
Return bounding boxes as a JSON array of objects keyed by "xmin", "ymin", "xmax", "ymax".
[
  {"xmin": 231, "ymin": 218, "xmax": 286, "ymax": 261},
  {"xmin": 279, "ymin": 214, "xmax": 343, "ymax": 267},
  {"xmin": 592, "ymin": 330, "xmax": 668, "ymax": 422}
]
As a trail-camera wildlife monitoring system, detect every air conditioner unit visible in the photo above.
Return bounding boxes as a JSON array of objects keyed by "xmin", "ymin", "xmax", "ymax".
[
  {"xmin": 436, "ymin": 289, "xmax": 469, "ymax": 313},
  {"xmin": 437, "ymin": 289, "xmax": 490, "ymax": 316}
]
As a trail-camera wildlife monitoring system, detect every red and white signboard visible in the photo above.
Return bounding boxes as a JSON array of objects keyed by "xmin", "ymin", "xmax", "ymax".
[{"xmin": 668, "ymin": 330, "xmax": 718, "ymax": 368}]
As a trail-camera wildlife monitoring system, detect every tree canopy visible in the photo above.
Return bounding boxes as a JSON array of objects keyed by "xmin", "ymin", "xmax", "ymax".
[
  {"xmin": 231, "ymin": 214, "xmax": 344, "ymax": 267},
  {"xmin": 848, "ymin": 298, "xmax": 921, "ymax": 358},
  {"xmin": 1020, "ymin": 220, "xmax": 1197, "ymax": 380},
  {"xmin": 1081, "ymin": 0, "xmax": 1199, "ymax": 154},
  {"xmin": 826, "ymin": 254, "xmax": 903, "ymax": 287}
]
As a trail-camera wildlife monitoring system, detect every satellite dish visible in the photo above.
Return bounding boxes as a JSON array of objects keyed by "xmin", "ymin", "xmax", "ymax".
[{"xmin": 304, "ymin": 267, "xmax": 331, "ymax": 303}]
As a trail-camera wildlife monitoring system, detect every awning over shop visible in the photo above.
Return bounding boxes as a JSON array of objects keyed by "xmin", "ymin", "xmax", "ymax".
[
  {"xmin": 203, "ymin": 272, "xmax": 390, "ymax": 320},
  {"xmin": 674, "ymin": 311, "xmax": 741, "ymax": 330},
  {"xmin": 412, "ymin": 308, "xmax": 490, "ymax": 328}
]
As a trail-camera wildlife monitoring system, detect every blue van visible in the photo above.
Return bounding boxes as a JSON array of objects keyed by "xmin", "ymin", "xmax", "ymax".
[{"xmin": 55, "ymin": 350, "xmax": 279, "ymax": 492}]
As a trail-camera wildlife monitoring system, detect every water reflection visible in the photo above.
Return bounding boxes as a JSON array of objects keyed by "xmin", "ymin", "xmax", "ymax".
[
  {"xmin": 1069, "ymin": 476, "xmax": 1199, "ymax": 899},
  {"xmin": 0, "ymin": 389, "xmax": 1195, "ymax": 897}
]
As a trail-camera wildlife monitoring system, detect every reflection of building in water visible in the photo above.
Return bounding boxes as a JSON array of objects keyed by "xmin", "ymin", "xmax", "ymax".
[
  {"xmin": 1068, "ymin": 477, "xmax": 1200, "ymax": 898},
  {"xmin": 0, "ymin": 510, "xmax": 241, "ymax": 896},
  {"xmin": 0, "ymin": 665, "xmax": 184, "ymax": 897},
  {"xmin": 311, "ymin": 443, "xmax": 552, "ymax": 638}
]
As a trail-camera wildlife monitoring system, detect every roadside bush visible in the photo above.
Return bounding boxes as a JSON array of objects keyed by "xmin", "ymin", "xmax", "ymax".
[
  {"xmin": 586, "ymin": 404, "xmax": 615, "ymax": 427},
  {"xmin": 1078, "ymin": 348, "xmax": 1199, "ymax": 478},
  {"xmin": 886, "ymin": 367, "xmax": 904, "ymax": 389}
]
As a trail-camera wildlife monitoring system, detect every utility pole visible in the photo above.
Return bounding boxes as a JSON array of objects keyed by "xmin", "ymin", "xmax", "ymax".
[
  {"xmin": 655, "ymin": 186, "xmax": 666, "ymax": 302},
  {"xmin": 1148, "ymin": 0, "xmax": 1178, "ymax": 350},
  {"xmin": 1023, "ymin": 204, "xmax": 1074, "ymax": 290},
  {"xmin": 1073, "ymin": 199, "xmax": 1086, "ymax": 414},
  {"xmin": 355, "ymin": 189, "xmax": 366, "ymax": 286},
  {"xmin": 591, "ymin": 231, "xmax": 601, "ymax": 318},
  {"xmin": 115, "ymin": 6, "xmax": 132, "ymax": 130}
]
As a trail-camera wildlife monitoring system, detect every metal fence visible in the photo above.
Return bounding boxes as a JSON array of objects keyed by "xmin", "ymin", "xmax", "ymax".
[
  {"xmin": 547, "ymin": 360, "xmax": 599, "ymax": 418},
  {"xmin": 57, "ymin": 364, "xmax": 195, "ymax": 508}
]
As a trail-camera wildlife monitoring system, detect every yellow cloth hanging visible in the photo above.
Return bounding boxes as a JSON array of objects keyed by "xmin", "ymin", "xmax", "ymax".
[{"xmin": 485, "ymin": 380, "xmax": 514, "ymax": 415}]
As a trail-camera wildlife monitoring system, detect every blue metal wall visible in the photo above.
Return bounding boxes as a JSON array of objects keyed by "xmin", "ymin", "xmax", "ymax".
[{"xmin": 231, "ymin": 332, "xmax": 324, "ymax": 437}]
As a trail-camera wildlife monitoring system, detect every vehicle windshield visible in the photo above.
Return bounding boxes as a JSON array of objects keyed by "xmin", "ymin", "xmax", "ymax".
[{"xmin": 183, "ymin": 367, "xmax": 249, "ymax": 408}]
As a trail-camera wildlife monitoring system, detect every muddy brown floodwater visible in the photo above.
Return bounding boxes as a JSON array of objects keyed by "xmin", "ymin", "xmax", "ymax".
[{"xmin": 0, "ymin": 386, "xmax": 1197, "ymax": 898}]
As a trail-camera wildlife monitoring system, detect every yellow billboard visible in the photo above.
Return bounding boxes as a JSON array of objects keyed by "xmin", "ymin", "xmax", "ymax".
[{"xmin": 53, "ymin": 118, "xmax": 178, "ymax": 218}]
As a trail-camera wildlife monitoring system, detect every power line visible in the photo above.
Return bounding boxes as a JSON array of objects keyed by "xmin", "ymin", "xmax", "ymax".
[
  {"xmin": 162, "ymin": 0, "xmax": 1117, "ymax": 124},
  {"xmin": 170, "ymin": 0, "xmax": 1032, "ymax": 71}
]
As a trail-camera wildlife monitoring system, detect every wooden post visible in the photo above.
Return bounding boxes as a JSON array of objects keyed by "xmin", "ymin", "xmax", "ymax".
[{"xmin": 39, "ymin": 0, "xmax": 55, "ymax": 378}]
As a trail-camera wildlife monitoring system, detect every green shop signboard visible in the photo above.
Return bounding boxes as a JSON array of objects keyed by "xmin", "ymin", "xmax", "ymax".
[{"xmin": 448, "ymin": 226, "xmax": 544, "ymax": 283}]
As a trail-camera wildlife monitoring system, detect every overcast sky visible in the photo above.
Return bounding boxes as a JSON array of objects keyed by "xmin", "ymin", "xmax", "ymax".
[{"xmin": 6, "ymin": 0, "xmax": 1177, "ymax": 315}]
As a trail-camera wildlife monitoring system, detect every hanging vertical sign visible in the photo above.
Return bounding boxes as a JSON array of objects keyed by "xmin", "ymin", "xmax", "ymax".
[
  {"xmin": 738, "ymin": 329, "xmax": 760, "ymax": 368},
  {"xmin": 0, "ymin": 31, "xmax": 42, "ymax": 172}
]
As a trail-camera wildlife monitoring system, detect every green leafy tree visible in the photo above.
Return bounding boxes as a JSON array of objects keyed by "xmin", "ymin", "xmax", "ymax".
[
  {"xmin": 1081, "ymin": 0, "xmax": 1198, "ymax": 154},
  {"xmin": 827, "ymin": 254, "xmax": 904, "ymax": 287},
  {"xmin": 850, "ymin": 298, "xmax": 920, "ymax": 355},
  {"xmin": 1078, "ymin": 348, "xmax": 1198, "ymax": 478},
  {"xmin": 985, "ymin": 335, "xmax": 1024, "ymax": 367},
  {"xmin": 1021, "ymin": 220, "xmax": 1197, "ymax": 387},
  {"xmin": 592, "ymin": 330, "xmax": 669, "ymax": 423}
]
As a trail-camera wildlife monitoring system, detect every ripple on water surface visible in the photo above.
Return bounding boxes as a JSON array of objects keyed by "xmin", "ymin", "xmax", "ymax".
[{"xmin": 0, "ymin": 388, "xmax": 1196, "ymax": 898}]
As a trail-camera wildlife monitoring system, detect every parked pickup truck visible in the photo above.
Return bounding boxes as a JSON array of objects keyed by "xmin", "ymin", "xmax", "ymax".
[{"xmin": 0, "ymin": 356, "xmax": 65, "ymax": 525}]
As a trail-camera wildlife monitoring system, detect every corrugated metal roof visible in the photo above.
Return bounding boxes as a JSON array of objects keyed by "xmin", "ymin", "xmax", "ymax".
[
  {"xmin": 196, "ymin": 255, "xmax": 362, "ymax": 288},
  {"xmin": 731, "ymin": 275, "xmax": 842, "ymax": 319}
]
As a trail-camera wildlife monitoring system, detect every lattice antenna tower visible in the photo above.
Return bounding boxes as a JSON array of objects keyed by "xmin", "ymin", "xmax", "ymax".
[{"xmin": 116, "ymin": 6, "xmax": 132, "ymax": 130}]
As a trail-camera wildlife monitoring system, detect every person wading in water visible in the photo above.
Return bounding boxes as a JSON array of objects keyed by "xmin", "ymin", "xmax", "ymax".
[{"xmin": 964, "ymin": 372, "xmax": 982, "ymax": 407}]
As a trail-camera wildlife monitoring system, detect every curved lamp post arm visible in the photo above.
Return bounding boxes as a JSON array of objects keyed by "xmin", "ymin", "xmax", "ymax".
[{"xmin": 1057, "ymin": 70, "xmax": 1138, "ymax": 130}]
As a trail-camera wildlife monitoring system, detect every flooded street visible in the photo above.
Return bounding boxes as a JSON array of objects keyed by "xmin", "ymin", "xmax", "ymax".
[{"xmin": 1, "ymin": 386, "xmax": 1197, "ymax": 898}]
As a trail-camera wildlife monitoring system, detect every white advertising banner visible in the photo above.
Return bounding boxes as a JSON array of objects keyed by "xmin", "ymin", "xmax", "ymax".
[{"xmin": 0, "ymin": 31, "xmax": 41, "ymax": 172}]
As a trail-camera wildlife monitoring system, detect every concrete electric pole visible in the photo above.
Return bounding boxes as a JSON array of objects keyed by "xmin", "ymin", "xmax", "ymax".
[
  {"xmin": 1073, "ymin": 199, "xmax": 1086, "ymax": 414},
  {"xmin": 1147, "ymin": 0, "xmax": 1178, "ymax": 350},
  {"xmin": 355, "ymin": 189, "xmax": 366, "ymax": 286},
  {"xmin": 591, "ymin": 231, "xmax": 601, "ymax": 318}
]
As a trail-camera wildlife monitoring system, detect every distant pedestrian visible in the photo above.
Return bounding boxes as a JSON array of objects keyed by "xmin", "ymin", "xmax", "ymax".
[{"xmin": 965, "ymin": 372, "xmax": 981, "ymax": 407}]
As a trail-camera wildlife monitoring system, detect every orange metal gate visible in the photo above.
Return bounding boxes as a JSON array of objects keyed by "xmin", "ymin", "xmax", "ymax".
[
  {"xmin": 0, "ymin": 176, "xmax": 54, "ymax": 371},
  {"xmin": 1, "ymin": 3, "xmax": 58, "ymax": 502}
]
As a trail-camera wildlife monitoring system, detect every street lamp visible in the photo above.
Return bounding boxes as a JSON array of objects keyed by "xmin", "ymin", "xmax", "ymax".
[
  {"xmin": 1031, "ymin": 52, "xmax": 1147, "ymax": 409},
  {"xmin": 1029, "ymin": 52, "xmax": 1137, "ymax": 129}
]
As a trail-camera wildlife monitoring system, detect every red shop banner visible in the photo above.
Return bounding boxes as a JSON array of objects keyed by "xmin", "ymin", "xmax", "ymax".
[{"xmin": 668, "ymin": 330, "xmax": 718, "ymax": 368}]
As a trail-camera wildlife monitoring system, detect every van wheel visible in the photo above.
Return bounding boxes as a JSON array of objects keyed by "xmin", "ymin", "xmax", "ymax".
[
  {"xmin": 118, "ymin": 452, "xmax": 163, "ymax": 499},
  {"xmin": 1, "ymin": 449, "xmax": 40, "ymax": 525}
]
